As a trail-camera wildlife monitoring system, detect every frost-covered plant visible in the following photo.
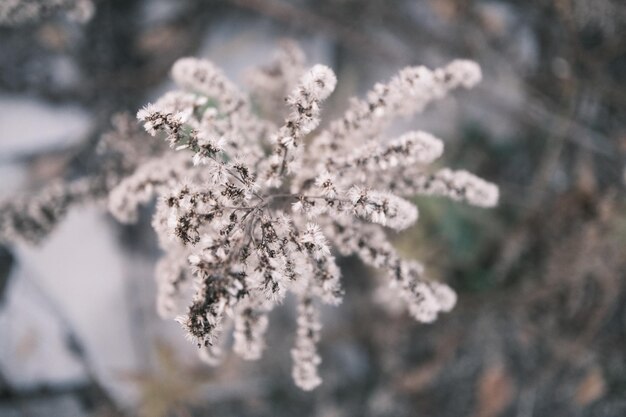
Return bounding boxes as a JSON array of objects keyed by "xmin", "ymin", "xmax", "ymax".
[
  {"xmin": 0, "ymin": 0, "xmax": 94, "ymax": 26},
  {"xmin": 106, "ymin": 43, "xmax": 498, "ymax": 390},
  {"xmin": 0, "ymin": 114, "xmax": 163, "ymax": 245}
]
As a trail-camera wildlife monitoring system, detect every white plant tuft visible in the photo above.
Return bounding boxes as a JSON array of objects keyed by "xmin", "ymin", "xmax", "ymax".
[
  {"xmin": 108, "ymin": 44, "xmax": 499, "ymax": 390},
  {"xmin": 0, "ymin": 42, "xmax": 498, "ymax": 391}
]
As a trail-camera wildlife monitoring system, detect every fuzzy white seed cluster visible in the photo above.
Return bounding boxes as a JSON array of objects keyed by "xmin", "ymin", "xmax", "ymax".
[
  {"xmin": 291, "ymin": 296, "xmax": 323, "ymax": 390},
  {"xmin": 0, "ymin": 114, "xmax": 162, "ymax": 246},
  {"xmin": 107, "ymin": 42, "xmax": 498, "ymax": 390},
  {"xmin": 0, "ymin": 180, "xmax": 92, "ymax": 245}
]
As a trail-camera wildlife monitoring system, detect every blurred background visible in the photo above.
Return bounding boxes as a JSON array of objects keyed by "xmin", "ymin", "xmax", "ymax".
[{"xmin": 1, "ymin": 0, "xmax": 626, "ymax": 416}]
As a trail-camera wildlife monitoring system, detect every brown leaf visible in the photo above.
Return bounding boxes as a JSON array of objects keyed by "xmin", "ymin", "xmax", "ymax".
[
  {"xmin": 474, "ymin": 364, "xmax": 515, "ymax": 417},
  {"xmin": 396, "ymin": 361, "xmax": 445, "ymax": 393},
  {"xmin": 575, "ymin": 367, "xmax": 606, "ymax": 407}
]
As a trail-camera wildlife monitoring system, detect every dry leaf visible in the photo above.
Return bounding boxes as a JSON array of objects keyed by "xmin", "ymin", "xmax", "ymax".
[
  {"xmin": 474, "ymin": 364, "xmax": 515, "ymax": 417},
  {"xmin": 575, "ymin": 367, "xmax": 606, "ymax": 407}
]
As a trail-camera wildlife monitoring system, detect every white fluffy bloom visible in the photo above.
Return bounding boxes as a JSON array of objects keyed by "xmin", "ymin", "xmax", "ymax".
[
  {"xmin": 406, "ymin": 282, "xmax": 441, "ymax": 323},
  {"xmin": 100, "ymin": 43, "xmax": 499, "ymax": 391},
  {"xmin": 108, "ymin": 155, "xmax": 189, "ymax": 223},
  {"xmin": 155, "ymin": 251, "xmax": 190, "ymax": 319},
  {"xmin": 414, "ymin": 169, "xmax": 500, "ymax": 207},
  {"xmin": 347, "ymin": 187, "xmax": 418, "ymax": 230},
  {"xmin": 429, "ymin": 281, "xmax": 457, "ymax": 313},
  {"xmin": 301, "ymin": 223, "xmax": 331, "ymax": 260},
  {"xmin": 334, "ymin": 131, "xmax": 444, "ymax": 173},
  {"xmin": 198, "ymin": 344, "xmax": 223, "ymax": 366},
  {"xmin": 0, "ymin": 42, "xmax": 498, "ymax": 391},
  {"xmin": 233, "ymin": 300, "xmax": 270, "ymax": 360},
  {"xmin": 260, "ymin": 64, "xmax": 338, "ymax": 188},
  {"xmin": 314, "ymin": 171, "xmax": 338, "ymax": 198},
  {"xmin": 291, "ymin": 297, "xmax": 323, "ymax": 390},
  {"xmin": 441, "ymin": 59, "xmax": 483, "ymax": 89},
  {"xmin": 171, "ymin": 58, "xmax": 237, "ymax": 104},
  {"xmin": 299, "ymin": 64, "xmax": 337, "ymax": 101}
]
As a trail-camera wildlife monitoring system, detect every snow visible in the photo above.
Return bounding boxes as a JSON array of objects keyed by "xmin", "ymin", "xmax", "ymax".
[
  {"xmin": 0, "ymin": 95, "xmax": 91, "ymax": 156},
  {"xmin": 0, "ymin": 265, "xmax": 86, "ymax": 386},
  {"xmin": 2, "ymin": 207, "xmax": 141, "ymax": 405}
]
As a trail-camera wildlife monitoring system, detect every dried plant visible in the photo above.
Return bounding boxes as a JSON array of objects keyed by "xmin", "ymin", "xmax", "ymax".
[
  {"xmin": 103, "ymin": 42, "xmax": 499, "ymax": 390},
  {"xmin": 0, "ymin": 0, "xmax": 94, "ymax": 26},
  {"xmin": 0, "ymin": 113, "xmax": 162, "ymax": 245}
]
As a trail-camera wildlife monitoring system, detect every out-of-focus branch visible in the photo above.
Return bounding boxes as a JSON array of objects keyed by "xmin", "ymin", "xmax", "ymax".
[
  {"xmin": 228, "ymin": 0, "xmax": 402, "ymax": 61},
  {"xmin": 2, "ymin": 269, "xmax": 128, "ymax": 416},
  {"xmin": 0, "ymin": 246, "xmax": 13, "ymax": 305}
]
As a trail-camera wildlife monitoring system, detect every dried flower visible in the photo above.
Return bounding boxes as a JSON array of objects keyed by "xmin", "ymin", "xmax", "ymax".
[
  {"xmin": 107, "ymin": 44, "xmax": 498, "ymax": 390},
  {"xmin": 0, "ymin": 113, "xmax": 160, "ymax": 245}
]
